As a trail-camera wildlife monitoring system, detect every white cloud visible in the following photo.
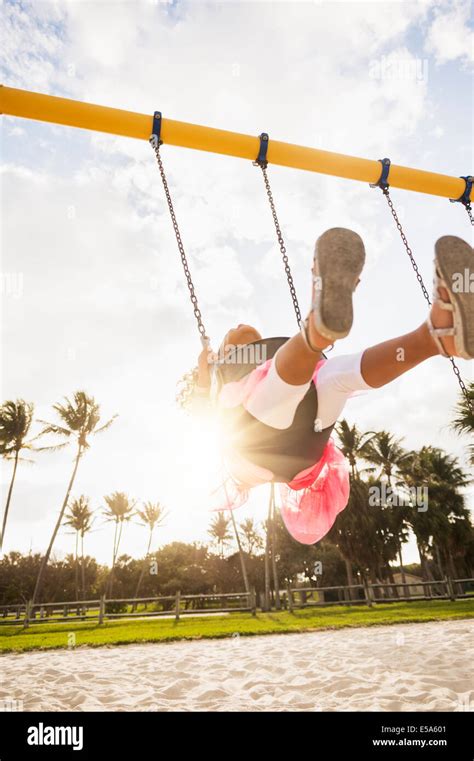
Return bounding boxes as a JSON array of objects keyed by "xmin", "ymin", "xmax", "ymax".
[
  {"xmin": 7, "ymin": 126, "xmax": 25, "ymax": 136},
  {"xmin": 425, "ymin": 1, "xmax": 473, "ymax": 65}
]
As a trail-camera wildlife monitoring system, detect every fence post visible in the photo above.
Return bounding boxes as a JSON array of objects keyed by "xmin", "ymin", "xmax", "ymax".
[
  {"xmin": 363, "ymin": 578, "xmax": 374, "ymax": 608},
  {"xmin": 98, "ymin": 595, "xmax": 105, "ymax": 625},
  {"xmin": 287, "ymin": 585, "xmax": 294, "ymax": 613},
  {"xmin": 24, "ymin": 599, "xmax": 32, "ymax": 629},
  {"xmin": 446, "ymin": 576, "xmax": 456, "ymax": 602},
  {"xmin": 175, "ymin": 590, "xmax": 181, "ymax": 621},
  {"xmin": 250, "ymin": 588, "xmax": 257, "ymax": 617}
]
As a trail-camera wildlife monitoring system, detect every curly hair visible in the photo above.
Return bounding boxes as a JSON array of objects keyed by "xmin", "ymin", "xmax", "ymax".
[{"xmin": 176, "ymin": 365, "xmax": 203, "ymax": 411}]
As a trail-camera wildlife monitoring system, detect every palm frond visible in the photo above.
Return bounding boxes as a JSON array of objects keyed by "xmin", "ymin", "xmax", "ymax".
[
  {"xmin": 36, "ymin": 421, "xmax": 72, "ymax": 438},
  {"xmin": 38, "ymin": 441, "xmax": 70, "ymax": 453},
  {"xmin": 94, "ymin": 415, "xmax": 118, "ymax": 435}
]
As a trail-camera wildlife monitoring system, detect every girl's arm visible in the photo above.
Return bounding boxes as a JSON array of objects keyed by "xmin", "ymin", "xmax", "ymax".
[
  {"xmin": 196, "ymin": 345, "xmax": 213, "ymax": 391},
  {"xmin": 184, "ymin": 345, "xmax": 217, "ymax": 415}
]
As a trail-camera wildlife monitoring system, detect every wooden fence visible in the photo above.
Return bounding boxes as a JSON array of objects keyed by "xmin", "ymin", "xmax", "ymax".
[
  {"xmin": 284, "ymin": 577, "xmax": 474, "ymax": 611},
  {"xmin": 0, "ymin": 577, "xmax": 472, "ymax": 628},
  {"xmin": 0, "ymin": 590, "xmax": 257, "ymax": 628}
]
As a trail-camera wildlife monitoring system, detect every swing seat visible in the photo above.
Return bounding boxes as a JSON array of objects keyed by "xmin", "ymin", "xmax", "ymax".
[
  {"xmin": 215, "ymin": 337, "xmax": 334, "ymax": 483},
  {"xmin": 216, "ymin": 336, "xmax": 289, "ymax": 383}
]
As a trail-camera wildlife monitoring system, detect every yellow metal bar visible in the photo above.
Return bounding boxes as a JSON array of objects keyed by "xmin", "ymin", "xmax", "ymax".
[{"xmin": 1, "ymin": 85, "xmax": 471, "ymax": 201}]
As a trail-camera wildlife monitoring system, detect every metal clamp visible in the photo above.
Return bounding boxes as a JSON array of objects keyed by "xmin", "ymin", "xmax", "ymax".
[
  {"xmin": 370, "ymin": 157, "xmax": 391, "ymax": 191},
  {"xmin": 150, "ymin": 110, "xmax": 163, "ymax": 146},
  {"xmin": 449, "ymin": 175, "xmax": 473, "ymax": 206},
  {"xmin": 253, "ymin": 132, "xmax": 269, "ymax": 168}
]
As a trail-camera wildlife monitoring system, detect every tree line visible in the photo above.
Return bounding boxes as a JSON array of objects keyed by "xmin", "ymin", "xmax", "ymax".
[{"xmin": 0, "ymin": 385, "xmax": 473, "ymax": 605}]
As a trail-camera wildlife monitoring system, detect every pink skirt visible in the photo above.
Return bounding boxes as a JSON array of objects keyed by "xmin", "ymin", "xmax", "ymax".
[
  {"xmin": 278, "ymin": 438, "xmax": 350, "ymax": 544},
  {"xmin": 211, "ymin": 358, "xmax": 351, "ymax": 545}
]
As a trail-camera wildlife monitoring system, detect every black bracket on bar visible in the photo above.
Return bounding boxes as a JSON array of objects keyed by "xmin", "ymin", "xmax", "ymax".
[
  {"xmin": 151, "ymin": 111, "xmax": 163, "ymax": 145},
  {"xmin": 449, "ymin": 175, "xmax": 473, "ymax": 206},
  {"xmin": 370, "ymin": 157, "xmax": 391, "ymax": 191},
  {"xmin": 253, "ymin": 132, "xmax": 269, "ymax": 168}
]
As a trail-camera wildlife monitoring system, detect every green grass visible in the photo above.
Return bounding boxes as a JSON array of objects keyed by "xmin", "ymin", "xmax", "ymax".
[{"xmin": 0, "ymin": 599, "xmax": 473, "ymax": 653}]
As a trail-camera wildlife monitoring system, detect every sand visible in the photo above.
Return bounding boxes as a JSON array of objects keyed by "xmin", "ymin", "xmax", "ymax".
[{"xmin": 1, "ymin": 619, "xmax": 472, "ymax": 712}]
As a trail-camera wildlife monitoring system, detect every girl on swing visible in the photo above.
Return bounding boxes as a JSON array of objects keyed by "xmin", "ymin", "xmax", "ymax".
[{"xmin": 178, "ymin": 229, "xmax": 473, "ymax": 545}]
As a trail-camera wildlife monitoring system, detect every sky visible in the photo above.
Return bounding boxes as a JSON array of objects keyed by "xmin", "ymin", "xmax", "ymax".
[{"xmin": 1, "ymin": 0, "xmax": 473, "ymax": 567}]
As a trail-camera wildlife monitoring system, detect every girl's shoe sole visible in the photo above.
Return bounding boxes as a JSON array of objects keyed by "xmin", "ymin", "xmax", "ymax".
[
  {"xmin": 312, "ymin": 227, "xmax": 366, "ymax": 342},
  {"xmin": 434, "ymin": 235, "xmax": 474, "ymax": 359}
]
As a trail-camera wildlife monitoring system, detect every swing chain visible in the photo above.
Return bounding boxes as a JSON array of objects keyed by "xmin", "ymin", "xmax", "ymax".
[
  {"xmin": 257, "ymin": 163, "xmax": 303, "ymax": 328},
  {"xmin": 463, "ymin": 201, "xmax": 474, "ymax": 227},
  {"xmin": 149, "ymin": 138, "xmax": 208, "ymax": 344},
  {"xmin": 381, "ymin": 188, "xmax": 472, "ymax": 413},
  {"xmin": 448, "ymin": 357, "xmax": 471, "ymax": 407},
  {"xmin": 382, "ymin": 189, "xmax": 432, "ymax": 304}
]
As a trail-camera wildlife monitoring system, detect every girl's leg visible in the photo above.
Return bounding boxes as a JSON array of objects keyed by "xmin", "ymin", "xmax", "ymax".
[
  {"xmin": 360, "ymin": 322, "xmax": 436, "ymax": 388},
  {"xmin": 314, "ymin": 351, "xmax": 371, "ymax": 429},
  {"xmin": 269, "ymin": 285, "xmax": 460, "ymax": 430},
  {"xmin": 275, "ymin": 244, "xmax": 465, "ymax": 388},
  {"xmin": 247, "ymin": 314, "xmax": 445, "ymax": 432},
  {"xmin": 247, "ymin": 346, "xmax": 371, "ymax": 431},
  {"xmin": 274, "ymin": 332, "xmax": 325, "ymax": 386},
  {"xmin": 254, "ymin": 232, "xmax": 471, "ymax": 428},
  {"xmin": 314, "ymin": 304, "xmax": 458, "ymax": 427},
  {"xmin": 267, "ymin": 321, "xmax": 438, "ymax": 432},
  {"xmin": 275, "ymin": 311, "xmax": 438, "ymax": 389},
  {"xmin": 275, "ymin": 227, "xmax": 362, "ymax": 386}
]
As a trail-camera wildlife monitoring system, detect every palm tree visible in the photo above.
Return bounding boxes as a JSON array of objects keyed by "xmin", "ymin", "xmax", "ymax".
[
  {"xmin": 336, "ymin": 419, "xmax": 374, "ymax": 477},
  {"xmin": 401, "ymin": 447, "xmax": 470, "ymax": 581},
  {"xmin": 32, "ymin": 392, "xmax": 116, "ymax": 605},
  {"xmin": 363, "ymin": 431, "xmax": 411, "ymax": 483},
  {"xmin": 229, "ymin": 510, "xmax": 250, "ymax": 594},
  {"xmin": 134, "ymin": 501, "xmax": 167, "ymax": 599},
  {"xmin": 262, "ymin": 484, "xmax": 281, "ymax": 610},
  {"xmin": 64, "ymin": 496, "xmax": 94, "ymax": 600},
  {"xmin": 103, "ymin": 492, "xmax": 136, "ymax": 597},
  {"xmin": 0, "ymin": 400, "xmax": 38, "ymax": 552},
  {"xmin": 331, "ymin": 421, "xmax": 376, "ymax": 598},
  {"xmin": 365, "ymin": 475, "xmax": 407, "ymax": 597},
  {"xmin": 438, "ymin": 505, "xmax": 473, "ymax": 590},
  {"xmin": 208, "ymin": 513, "xmax": 232, "ymax": 558},
  {"xmin": 421, "ymin": 449, "xmax": 470, "ymax": 583},
  {"xmin": 327, "ymin": 476, "xmax": 375, "ymax": 596},
  {"xmin": 269, "ymin": 484, "xmax": 281, "ymax": 609},
  {"xmin": 239, "ymin": 518, "xmax": 263, "ymax": 556},
  {"xmin": 363, "ymin": 430, "xmax": 411, "ymax": 585},
  {"xmin": 450, "ymin": 382, "xmax": 474, "ymax": 464},
  {"xmin": 386, "ymin": 503, "xmax": 411, "ymax": 594}
]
